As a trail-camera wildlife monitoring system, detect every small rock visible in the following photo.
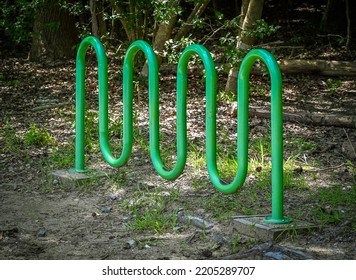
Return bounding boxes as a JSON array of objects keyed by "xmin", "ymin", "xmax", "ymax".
[
  {"xmin": 177, "ymin": 211, "xmax": 214, "ymax": 230},
  {"xmin": 123, "ymin": 239, "xmax": 136, "ymax": 249},
  {"xmin": 265, "ymin": 251, "xmax": 290, "ymax": 260},
  {"xmin": 52, "ymin": 179, "xmax": 60, "ymax": 186},
  {"xmin": 110, "ymin": 194, "xmax": 117, "ymax": 201},
  {"xmin": 144, "ymin": 244, "xmax": 151, "ymax": 249},
  {"xmin": 37, "ymin": 227, "xmax": 46, "ymax": 237},
  {"xmin": 101, "ymin": 207, "xmax": 111, "ymax": 213},
  {"xmin": 212, "ymin": 233, "xmax": 228, "ymax": 247},
  {"xmin": 173, "ymin": 226, "xmax": 183, "ymax": 232}
]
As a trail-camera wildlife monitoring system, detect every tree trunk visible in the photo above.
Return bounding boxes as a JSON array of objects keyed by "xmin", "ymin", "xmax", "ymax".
[
  {"xmin": 90, "ymin": 0, "xmax": 99, "ymax": 38},
  {"xmin": 320, "ymin": 0, "xmax": 338, "ymax": 31},
  {"xmin": 141, "ymin": 0, "xmax": 179, "ymax": 76},
  {"xmin": 110, "ymin": 0, "xmax": 147, "ymax": 42},
  {"xmin": 237, "ymin": 0, "xmax": 264, "ymax": 49},
  {"xmin": 29, "ymin": 0, "xmax": 79, "ymax": 62},
  {"xmin": 225, "ymin": 0, "xmax": 264, "ymax": 92}
]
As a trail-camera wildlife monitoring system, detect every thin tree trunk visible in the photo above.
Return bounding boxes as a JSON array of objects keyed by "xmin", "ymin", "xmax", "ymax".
[
  {"xmin": 97, "ymin": 2, "xmax": 107, "ymax": 37},
  {"xmin": 90, "ymin": 0, "xmax": 99, "ymax": 37},
  {"xmin": 225, "ymin": 0, "xmax": 264, "ymax": 92},
  {"xmin": 141, "ymin": 0, "xmax": 179, "ymax": 76},
  {"xmin": 237, "ymin": 0, "xmax": 264, "ymax": 49},
  {"xmin": 345, "ymin": 0, "xmax": 351, "ymax": 49},
  {"xmin": 110, "ymin": 0, "xmax": 137, "ymax": 42}
]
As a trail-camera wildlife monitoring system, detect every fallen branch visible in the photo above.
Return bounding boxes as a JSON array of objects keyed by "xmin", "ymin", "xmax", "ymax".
[
  {"xmin": 31, "ymin": 102, "xmax": 70, "ymax": 112},
  {"xmin": 277, "ymin": 59, "xmax": 356, "ymax": 76},
  {"xmin": 225, "ymin": 59, "xmax": 356, "ymax": 92},
  {"xmin": 230, "ymin": 103, "xmax": 356, "ymax": 128}
]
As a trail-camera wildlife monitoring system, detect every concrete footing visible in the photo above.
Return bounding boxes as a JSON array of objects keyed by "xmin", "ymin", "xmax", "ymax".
[
  {"xmin": 50, "ymin": 169, "xmax": 111, "ymax": 188},
  {"xmin": 232, "ymin": 215, "xmax": 317, "ymax": 241}
]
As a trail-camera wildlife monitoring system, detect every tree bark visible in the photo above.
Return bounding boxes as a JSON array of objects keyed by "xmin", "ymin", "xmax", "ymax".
[
  {"xmin": 225, "ymin": 0, "xmax": 264, "ymax": 92},
  {"xmin": 90, "ymin": 0, "xmax": 99, "ymax": 38},
  {"xmin": 29, "ymin": 0, "xmax": 79, "ymax": 61},
  {"xmin": 141, "ymin": 0, "xmax": 179, "ymax": 76},
  {"xmin": 237, "ymin": 0, "xmax": 265, "ymax": 49}
]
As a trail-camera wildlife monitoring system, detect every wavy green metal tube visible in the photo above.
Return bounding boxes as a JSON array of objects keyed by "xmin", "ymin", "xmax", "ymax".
[
  {"xmin": 72, "ymin": 36, "xmax": 109, "ymax": 172},
  {"xmin": 72, "ymin": 36, "xmax": 186, "ymax": 179},
  {"xmin": 176, "ymin": 45, "xmax": 248, "ymax": 195},
  {"xmin": 72, "ymin": 36, "xmax": 290, "ymax": 224},
  {"xmin": 238, "ymin": 49, "xmax": 290, "ymax": 223}
]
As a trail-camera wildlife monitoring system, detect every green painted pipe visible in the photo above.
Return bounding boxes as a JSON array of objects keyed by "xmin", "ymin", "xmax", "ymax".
[
  {"xmin": 71, "ymin": 36, "xmax": 290, "ymax": 224},
  {"xmin": 236, "ymin": 49, "xmax": 291, "ymax": 224}
]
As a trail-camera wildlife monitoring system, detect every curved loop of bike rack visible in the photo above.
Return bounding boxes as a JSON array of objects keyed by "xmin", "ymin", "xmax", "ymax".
[{"xmin": 72, "ymin": 36, "xmax": 291, "ymax": 224}]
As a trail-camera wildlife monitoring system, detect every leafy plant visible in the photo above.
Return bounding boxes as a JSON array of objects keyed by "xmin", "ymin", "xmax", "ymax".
[
  {"xmin": 163, "ymin": 36, "xmax": 198, "ymax": 65},
  {"xmin": 0, "ymin": 0, "xmax": 35, "ymax": 43},
  {"xmin": 24, "ymin": 123, "xmax": 55, "ymax": 147},
  {"xmin": 243, "ymin": 19, "xmax": 281, "ymax": 41},
  {"xmin": 217, "ymin": 90, "xmax": 236, "ymax": 103},
  {"xmin": 326, "ymin": 78, "xmax": 341, "ymax": 96},
  {"xmin": 49, "ymin": 144, "xmax": 75, "ymax": 169},
  {"xmin": 122, "ymin": 188, "xmax": 179, "ymax": 234},
  {"xmin": 3, "ymin": 120, "xmax": 22, "ymax": 153}
]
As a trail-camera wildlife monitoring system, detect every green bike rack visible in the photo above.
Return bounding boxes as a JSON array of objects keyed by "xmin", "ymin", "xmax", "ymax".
[{"xmin": 71, "ymin": 36, "xmax": 291, "ymax": 224}]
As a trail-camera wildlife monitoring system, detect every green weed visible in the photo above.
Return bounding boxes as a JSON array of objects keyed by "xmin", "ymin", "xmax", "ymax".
[
  {"xmin": 121, "ymin": 188, "xmax": 180, "ymax": 234},
  {"xmin": 24, "ymin": 123, "xmax": 56, "ymax": 147},
  {"xmin": 3, "ymin": 120, "xmax": 22, "ymax": 153},
  {"xmin": 217, "ymin": 90, "xmax": 236, "ymax": 103},
  {"xmin": 326, "ymin": 78, "xmax": 341, "ymax": 96}
]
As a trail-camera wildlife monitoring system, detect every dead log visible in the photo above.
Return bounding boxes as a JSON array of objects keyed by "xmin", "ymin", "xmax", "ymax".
[
  {"xmin": 225, "ymin": 59, "xmax": 356, "ymax": 93},
  {"xmin": 277, "ymin": 60, "xmax": 356, "ymax": 76},
  {"xmin": 230, "ymin": 103, "xmax": 356, "ymax": 128}
]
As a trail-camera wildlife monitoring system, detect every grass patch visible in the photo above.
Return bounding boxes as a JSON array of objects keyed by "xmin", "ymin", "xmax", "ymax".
[
  {"xmin": 24, "ymin": 123, "xmax": 56, "ymax": 147},
  {"xmin": 121, "ymin": 187, "xmax": 180, "ymax": 234},
  {"xmin": 311, "ymin": 185, "xmax": 356, "ymax": 226}
]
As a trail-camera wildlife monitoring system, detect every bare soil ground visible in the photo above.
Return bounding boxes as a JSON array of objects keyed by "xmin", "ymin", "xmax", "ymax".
[{"xmin": 0, "ymin": 52, "xmax": 355, "ymax": 260}]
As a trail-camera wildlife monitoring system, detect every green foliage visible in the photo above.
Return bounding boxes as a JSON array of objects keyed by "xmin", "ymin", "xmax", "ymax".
[
  {"xmin": 163, "ymin": 36, "xmax": 197, "ymax": 65},
  {"xmin": 0, "ymin": 0, "xmax": 37, "ymax": 43},
  {"xmin": 153, "ymin": 0, "xmax": 181, "ymax": 24},
  {"xmin": 24, "ymin": 123, "xmax": 56, "ymax": 147},
  {"xmin": 49, "ymin": 144, "xmax": 75, "ymax": 169},
  {"xmin": 84, "ymin": 111, "xmax": 99, "ymax": 153},
  {"xmin": 218, "ymin": 18, "xmax": 280, "ymax": 69},
  {"xmin": 3, "ymin": 120, "xmax": 22, "ymax": 153},
  {"xmin": 326, "ymin": 78, "xmax": 341, "ymax": 96},
  {"xmin": 243, "ymin": 19, "xmax": 281, "ymax": 41},
  {"xmin": 217, "ymin": 90, "xmax": 236, "ymax": 103},
  {"xmin": 121, "ymin": 188, "xmax": 179, "ymax": 234}
]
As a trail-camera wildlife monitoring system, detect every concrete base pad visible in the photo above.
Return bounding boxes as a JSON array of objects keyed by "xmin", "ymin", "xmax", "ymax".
[
  {"xmin": 50, "ymin": 169, "xmax": 112, "ymax": 188},
  {"xmin": 232, "ymin": 215, "xmax": 317, "ymax": 241}
]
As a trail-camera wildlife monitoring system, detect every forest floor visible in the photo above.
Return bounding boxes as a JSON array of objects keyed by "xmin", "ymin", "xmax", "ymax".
[{"xmin": 0, "ymin": 43, "xmax": 356, "ymax": 260}]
